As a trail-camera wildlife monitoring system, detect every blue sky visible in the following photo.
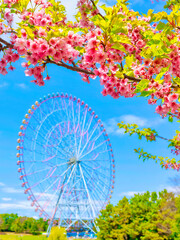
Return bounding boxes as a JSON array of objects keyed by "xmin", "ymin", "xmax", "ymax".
[{"xmin": 0, "ymin": 0, "xmax": 179, "ymax": 218}]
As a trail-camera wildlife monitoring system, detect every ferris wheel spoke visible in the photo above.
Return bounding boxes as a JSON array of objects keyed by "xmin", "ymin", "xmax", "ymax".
[
  {"xmin": 87, "ymin": 128, "xmax": 105, "ymax": 148},
  {"xmin": 35, "ymin": 164, "xmax": 74, "ymax": 204},
  {"xmin": 78, "ymin": 121, "xmax": 99, "ymax": 158},
  {"xmin": 82, "ymin": 159, "xmax": 111, "ymax": 171},
  {"xmin": 81, "ymin": 159, "xmax": 110, "ymax": 162},
  {"xmin": 54, "ymin": 127, "xmax": 74, "ymax": 156},
  {"xmin": 25, "ymin": 165, "xmax": 57, "ymax": 178},
  {"xmin": 36, "ymin": 106, "xmax": 54, "ymax": 130},
  {"xmin": 23, "ymin": 147, "xmax": 70, "ymax": 163},
  {"xmin": 31, "ymin": 113, "xmax": 50, "ymax": 134},
  {"xmin": 54, "ymin": 97, "xmax": 69, "ymax": 120},
  {"xmin": 79, "ymin": 164, "xmax": 96, "ymax": 219},
  {"xmin": 41, "ymin": 181, "xmax": 61, "ymax": 212},
  {"xmin": 26, "ymin": 123, "xmax": 47, "ymax": 141},
  {"xmin": 77, "ymin": 108, "xmax": 88, "ymax": 156},
  {"xmin": 47, "ymin": 136, "xmax": 71, "ymax": 158},
  {"xmin": 71, "ymin": 100, "xmax": 79, "ymax": 156},
  {"xmin": 81, "ymin": 162, "xmax": 110, "ymax": 185},
  {"xmin": 28, "ymin": 162, "xmax": 69, "ymax": 191},
  {"xmin": 79, "ymin": 139, "xmax": 108, "ymax": 160},
  {"xmin": 81, "ymin": 164, "xmax": 109, "ymax": 200},
  {"xmin": 43, "ymin": 131, "xmax": 73, "ymax": 158},
  {"xmin": 79, "ymin": 128, "xmax": 108, "ymax": 160}
]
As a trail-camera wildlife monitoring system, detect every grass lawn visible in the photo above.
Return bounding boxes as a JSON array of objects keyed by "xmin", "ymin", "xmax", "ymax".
[
  {"xmin": 0, "ymin": 233, "xmax": 47, "ymax": 240},
  {"xmin": 0, "ymin": 233, "xmax": 81, "ymax": 240}
]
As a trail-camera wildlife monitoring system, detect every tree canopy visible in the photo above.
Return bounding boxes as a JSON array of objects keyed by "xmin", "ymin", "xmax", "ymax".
[
  {"xmin": 0, "ymin": 213, "xmax": 48, "ymax": 234},
  {"xmin": 96, "ymin": 190, "xmax": 180, "ymax": 240},
  {"xmin": 0, "ymin": 0, "xmax": 180, "ymax": 169}
]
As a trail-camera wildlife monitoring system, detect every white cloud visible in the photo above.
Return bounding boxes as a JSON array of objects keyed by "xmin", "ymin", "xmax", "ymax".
[
  {"xmin": 0, "ymin": 201, "xmax": 32, "ymax": 210},
  {"xmin": 119, "ymin": 191, "xmax": 145, "ymax": 197},
  {"xmin": 2, "ymin": 197, "xmax": 12, "ymax": 201},
  {"xmin": 120, "ymin": 115, "xmax": 148, "ymax": 127},
  {"xmin": 158, "ymin": 185, "xmax": 180, "ymax": 195},
  {"xmin": 3, "ymin": 186, "xmax": 23, "ymax": 194},
  {"xmin": 0, "ymin": 82, "xmax": 8, "ymax": 88},
  {"xmin": 105, "ymin": 114, "xmax": 165, "ymax": 136},
  {"xmin": 0, "ymin": 182, "xmax": 23, "ymax": 194},
  {"xmin": 16, "ymin": 83, "xmax": 28, "ymax": 89}
]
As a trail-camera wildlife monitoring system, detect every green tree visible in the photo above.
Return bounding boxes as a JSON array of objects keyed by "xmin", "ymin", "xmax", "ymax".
[
  {"xmin": 11, "ymin": 217, "xmax": 24, "ymax": 233},
  {"xmin": 96, "ymin": 190, "xmax": 180, "ymax": 240}
]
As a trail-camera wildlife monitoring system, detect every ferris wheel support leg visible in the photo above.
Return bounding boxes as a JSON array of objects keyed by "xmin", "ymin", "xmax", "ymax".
[
  {"xmin": 47, "ymin": 177, "xmax": 67, "ymax": 237},
  {"xmin": 93, "ymin": 220, "xmax": 100, "ymax": 232},
  {"xmin": 47, "ymin": 164, "xmax": 76, "ymax": 237},
  {"xmin": 46, "ymin": 189, "xmax": 64, "ymax": 237}
]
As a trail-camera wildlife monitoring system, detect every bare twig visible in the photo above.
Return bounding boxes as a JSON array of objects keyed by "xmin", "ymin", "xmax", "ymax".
[{"xmin": 3, "ymin": 30, "xmax": 17, "ymax": 34}]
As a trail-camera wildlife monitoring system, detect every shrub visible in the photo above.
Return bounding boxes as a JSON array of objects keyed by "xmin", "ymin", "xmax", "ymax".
[{"xmin": 48, "ymin": 227, "xmax": 67, "ymax": 240}]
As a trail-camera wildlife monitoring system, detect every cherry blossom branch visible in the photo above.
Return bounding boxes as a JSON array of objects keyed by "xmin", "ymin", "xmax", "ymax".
[
  {"xmin": 123, "ymin": 74, "xmax": 141, "ymax": 82},
  {"xmin": 0, "ymin": 37, "xmax": 14, "ymax": 48},
  {"xmin": 3, "ymin": 30, "xmax": 17, "ymax": 34},
  {"xmin": 46, "ymin": 58, "xmax": 95, "ymax": 75},
  {"xmin": 46, "ymin": 57, "xmax": 178, "ymax": 89},
  {"xmin": 89, "ymin": 0, "xmax": 105, "ymax": 20},
  {"xmin": 123, "ymin": 73, "xmax": 178, "ymax": 89}
]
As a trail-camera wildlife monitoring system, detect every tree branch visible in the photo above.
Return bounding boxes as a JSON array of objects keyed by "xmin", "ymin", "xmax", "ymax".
[
  {"xmin": 89, "ymin": 0, "xmax": 105, "ymax": 20},
  {"xmin": 46, "ymin": 58, "xmax": 95, "ymax": 75},
  {"xmin": 123, "ymin": 74, "xmax": 141, "ymax": 82},
  {"xmin": 0, "ymin": 37, "xmax": 14, "ymax": 48},
  {"xmin": 123, "ymin": 73, "xmax": 178, "ymax": 89}
]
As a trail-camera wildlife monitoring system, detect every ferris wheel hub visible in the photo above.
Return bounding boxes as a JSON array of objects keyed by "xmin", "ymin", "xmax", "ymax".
[{"xmin": 69, "ymin": 156, "xmax": 77, "ymax": 164}]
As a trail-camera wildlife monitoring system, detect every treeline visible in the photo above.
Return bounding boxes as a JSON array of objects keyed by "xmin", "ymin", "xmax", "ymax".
[
  {"xmin": 0, "ymin": 214, "xmax": 48, "ymax": 235},
  {"xmin": 96, "ymin": 190, "xmax": 180, "ymax": 240}
]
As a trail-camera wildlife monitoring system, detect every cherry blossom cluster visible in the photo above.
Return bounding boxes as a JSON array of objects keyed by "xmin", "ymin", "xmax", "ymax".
[
  {"xmin": 0, "ymin": 0, "xmax": 179, "ymax": 114},
  {"xmin": 0, "ymin": 0, "xmax": 180, "ymax": 166},
  {"xmin": 3, "ymin": 0, "xmax": 18, "ymax": 8},
  {"xmin": 163, "ymin": 162, "xmax": 180, "ymax": 171}
]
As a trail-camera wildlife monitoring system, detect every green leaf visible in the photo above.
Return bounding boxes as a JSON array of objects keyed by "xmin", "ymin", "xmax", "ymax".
[
  {"xmin": 135, "ymin": 79, "xmax": 149, "ymax": 93},
  {"xmin": 140, "ymin": 91, "xmax": 153, "ymax": 97},
  {"xmin": 156, "ymin": 21, "xmax": 167, "ymax": 30},
  {"xmin": 125, "ymin": 55, "xmax": 134, "ymax": 68},
  {"xmin": 23, "ymin": 26, "xmax": 34, "ymax": 39},
  {"xmin": 173, "ymin": 77, "xmax": 180, "ymax": 86},
  {"xmin": 155, "ymin": 66, "xmax": 170, "ymax": 83},
  {"xmin": 168, "ymin": 116, "xmax": 173, "ymax": 123},
  {"xmin": 116, "ymin": 71, "xmax": 124, "ymax": 79},
  {"xmin": 112, "ymin": 43, "xmax": 126, "ymax": 52}
]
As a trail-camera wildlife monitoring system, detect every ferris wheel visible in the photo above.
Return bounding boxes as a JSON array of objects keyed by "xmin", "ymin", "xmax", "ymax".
[{"xmin": 16, "ymin": 93, "xmax": 115, "ymax": 236}]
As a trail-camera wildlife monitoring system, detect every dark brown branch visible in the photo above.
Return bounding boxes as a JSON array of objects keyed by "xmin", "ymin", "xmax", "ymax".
[
  {"xmin": 46, "ymin": 58, "xmax": 178, "ymax": 89},
  {"xmin": 0, "ymin": 37, "xmax": 14, "ymax": 48},
  {"xmin": 89, "ymin": 0, "xmax": 105, "ymax": 20},
  {"xmin": 124, "ymin": 73, "xmax": 178, "ymax": 89},
  {"xmin": 123, "ymin": 74, "xmax": 141, "ymax": 82},
  {"xmin": 46, "ymin": 58, "xmax": 95, "ymax": 75},
  {"xmin": 3, "ymin": 30, "xmax": 17, "ymax": 34}
]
